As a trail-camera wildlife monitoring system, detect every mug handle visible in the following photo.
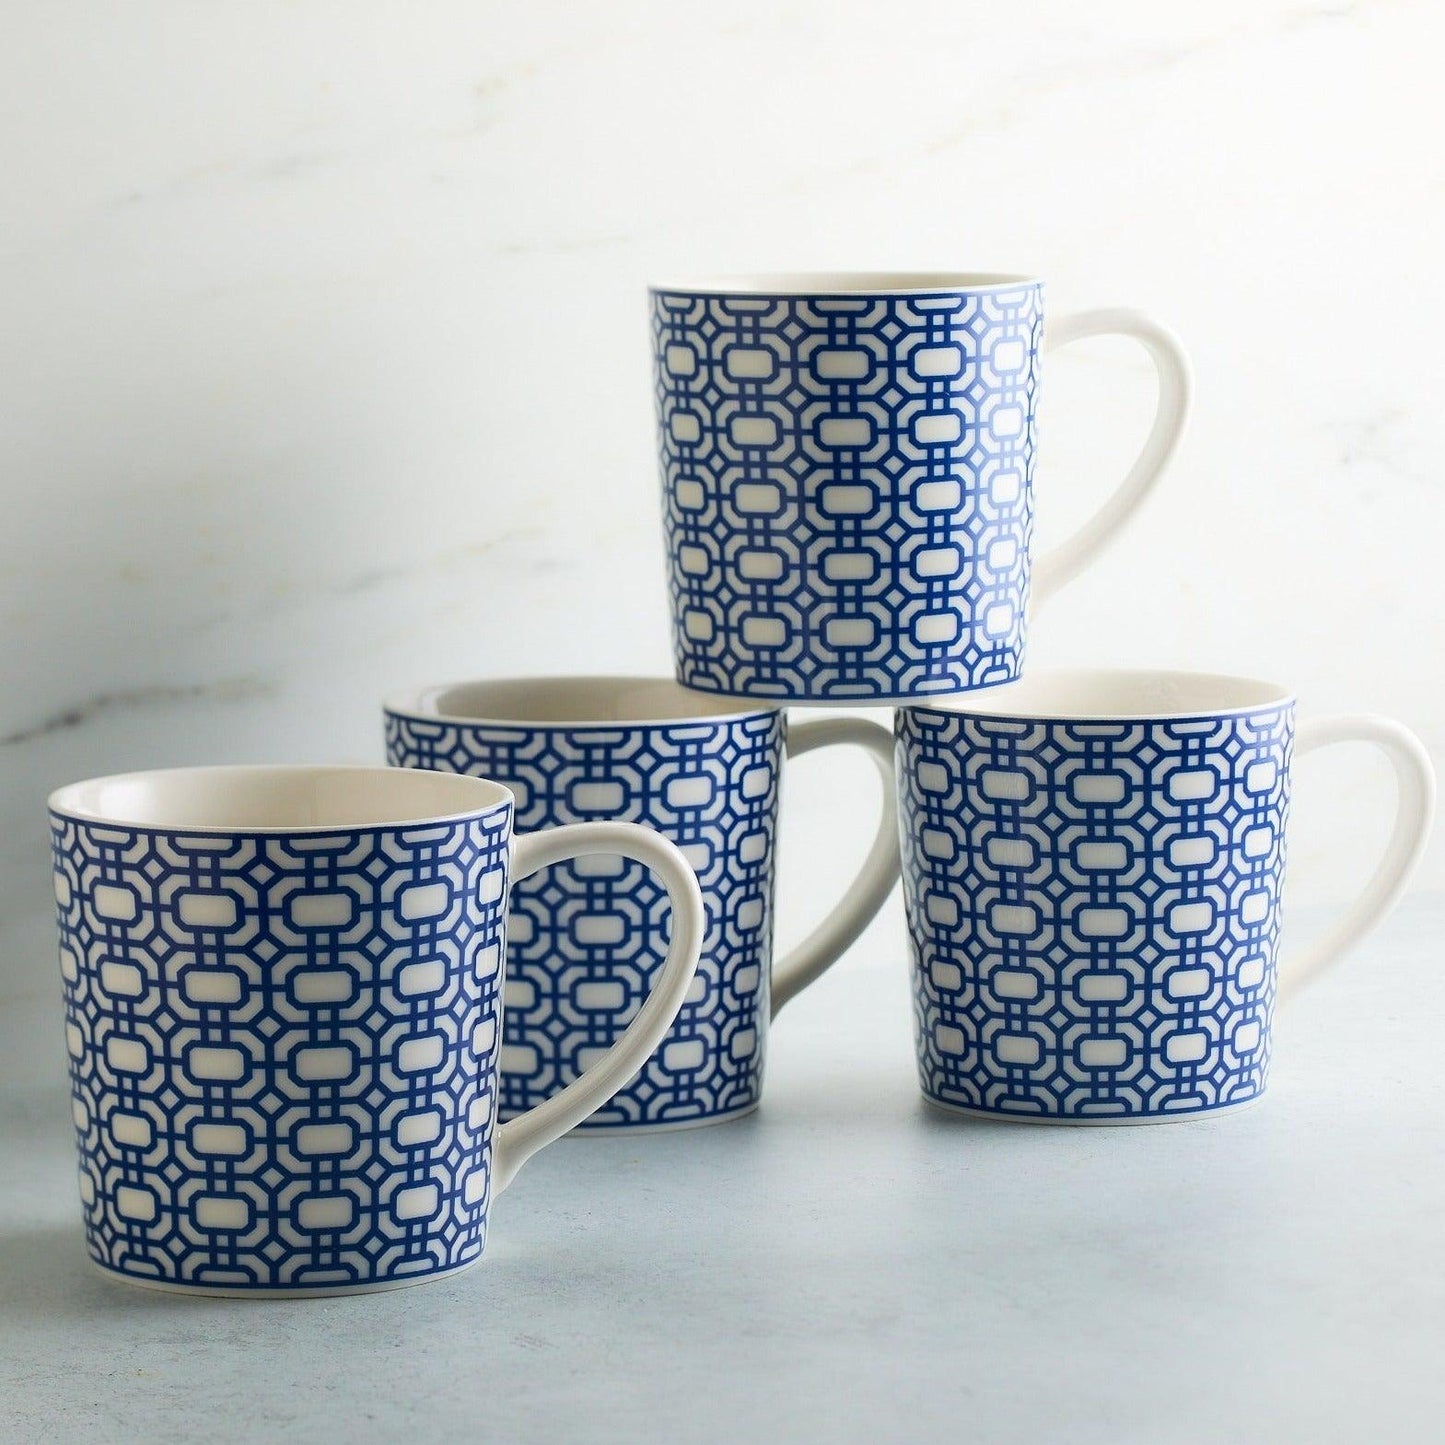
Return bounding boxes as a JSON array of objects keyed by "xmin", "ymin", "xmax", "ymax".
[
  {"xmin": 490, "ymin": 822, "xmax": 705, "ymax": 1192},
  {"xmin": 771, "ymin": 717, "xmax": 899, "ymax": 1016},
  {"xmin": 1031, "ymin": 309, "xmax": 1193, "ymax": 605},
  {"xmin": 1276, "ymin": 715, "xmax": 1435, "ymax": 1002}
]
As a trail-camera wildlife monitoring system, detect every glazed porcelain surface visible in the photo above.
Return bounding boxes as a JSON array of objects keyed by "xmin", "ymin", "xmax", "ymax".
[
  {"xmin": 651, "ymin": 273, "xmax": 1190, "ymax": 703},
  {"xmin": 49, "ymin": 764, "xmax": 704, "ymax": 1292},
  {"xmin": 894, "ymin": 671, "xmax": 1434, "ymax": 1122},
  {"xmin": 385, "ymin": 677, "xmax": 897, "ymax": 1131}
]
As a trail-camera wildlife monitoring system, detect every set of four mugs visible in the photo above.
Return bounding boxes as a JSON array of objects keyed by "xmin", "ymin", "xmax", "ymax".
[{"xmin": 50, "ymin": 273, "xmax": 1434, "ymax": 1296}]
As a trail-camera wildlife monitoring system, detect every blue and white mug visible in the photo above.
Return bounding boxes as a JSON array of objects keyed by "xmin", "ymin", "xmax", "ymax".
[
  {"xmin": 651, "ymin": 273, "xmax": 1191, "ymax": 702},
  {"xmin": 385, "ymin": 677, "xmax": 898, "ymax": 1131},
  {"xmin": 866, "ymin": 671, "xmax": 1434, "ymax": 1122},
  {"xmin": 50, "ymin": 764, "xmax": 704, "ymax": 1294}
]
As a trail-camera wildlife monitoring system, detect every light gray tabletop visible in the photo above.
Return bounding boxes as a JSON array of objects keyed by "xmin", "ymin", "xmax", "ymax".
[{"xmin": 2, "ymin": 898, "xmax": 1441, "ymax": 1444}]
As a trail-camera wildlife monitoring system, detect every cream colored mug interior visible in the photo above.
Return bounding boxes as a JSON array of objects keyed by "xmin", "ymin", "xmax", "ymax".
[
  {"xmin": 48, "ymin": 764, "xmax": 509, "ymax": 831},
  {"xmin": 909, "ymin": 668, "xmax": 1294, "ymax": 721},
  {"xmin": 387, "ymin": 676, "xmax": 774, "ymax": 727}
]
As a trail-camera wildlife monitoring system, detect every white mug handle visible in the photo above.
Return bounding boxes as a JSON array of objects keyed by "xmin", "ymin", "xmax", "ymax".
[
  {"xmin": 770, "ymin": 717, "xmax": 899, "ymax": 1016},
  {"xmin": 491, "ymin": 822, "xmax": 704, "ymax": 1192},
  {"xmin": 1031, "ymin": 308, "xmax": 1193, "ymax": 605},
  {"xmin": 1278, "ymin": 715, "xmax": 1435, "ymax": 1002}
]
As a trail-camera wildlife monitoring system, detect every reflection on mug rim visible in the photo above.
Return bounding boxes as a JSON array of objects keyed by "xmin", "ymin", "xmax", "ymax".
[
  {"xmin": 901, "ymin": 668, "xmax": 1295, "ymax": 725},
  {"xmin": 385, "ymin": 675, "xmax": 782, "ymax": 731},
  {"xmin": 650, "ymin": 271, "xmax": 1041, "ymax": 296}
]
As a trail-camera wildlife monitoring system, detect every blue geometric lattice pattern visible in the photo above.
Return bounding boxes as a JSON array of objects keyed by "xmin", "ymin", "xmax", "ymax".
[
  {"xmin": 386, "ymin": 709, "xmax": 783, "ymax": 1129},
  {"xmin": 51, "ymin": 804, "xmax": 512, "ymax": 1290},
  {"xmin": 897, "ymin": 703, "xmax": 1294, "ymax": 1119},
  {"xmin": 652, "ymin": 283, "xmax": 1043, "ymax": 700}
]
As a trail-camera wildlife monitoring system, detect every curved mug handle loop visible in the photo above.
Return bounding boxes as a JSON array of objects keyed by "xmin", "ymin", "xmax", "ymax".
[
  {"xmin": 1032, "ymin": 309, "xmax": 1192, "ymax": 606},
  {"xmin": 491, "ymin": 822, "xmax": 704, "ymax": 1192},
  {"xmin": 771, "ymin": 717, "xmax": 899, "ymax": 1017},
  {"xmin": 1278, "ymin": 715, "xmax": 1435, "ymax": 1003}
]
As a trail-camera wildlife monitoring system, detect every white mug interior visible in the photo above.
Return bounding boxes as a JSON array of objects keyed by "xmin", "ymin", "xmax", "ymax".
[
  {"xmin": 386, "ymin": 676, "xmax": 774, "ymax": 728},
  {"xmin": 910, "ymin": 668, "xmax": 1293, "ymax": 722},
  {"xmin": 48, "ymin": 764, "xmax": 509, "ymax": 832}
]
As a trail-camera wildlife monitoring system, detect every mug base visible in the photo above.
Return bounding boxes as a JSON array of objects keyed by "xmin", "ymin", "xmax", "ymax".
[
  {"xmin": 88, "ymin": 1254, "xmax": 483, "ymax": 1299},
  {"xmin": 922, "ymin": 1093, "xmax": 1266, "ymax": 1126},
  {"xmin": 502, "ymin": 1100, "xmax": 761, "ymax": 1137}
]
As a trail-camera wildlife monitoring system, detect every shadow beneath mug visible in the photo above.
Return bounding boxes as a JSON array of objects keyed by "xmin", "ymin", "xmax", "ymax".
[
  {"xmin": 754, "ymin": 1070, "xmax": 924, "ymax": 1135},
  {"xmin": 0, "ymin": 1220, "xmax": 213, "ymax": 1322},
  {"xmin": 913, "ymin": 1096, "xmax": 1047, "ymax": 1135},
  {"xmin": 910, "ymin": 1093, "xmax": 1241, "ymax": 1139}
]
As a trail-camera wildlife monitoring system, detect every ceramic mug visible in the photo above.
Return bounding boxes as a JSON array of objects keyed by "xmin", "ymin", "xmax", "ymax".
[
  {"xmin": 851, "ymin": 671, "xmax": 1433, "ymax": 1122},
  {"xmin": 49, "ymin": 764, "xmax": 705, "ymax": 1295},
  {"xmin": 385, "ymin": 677, "xmax": 898, "ymax": 1130},
  {"xmin": 651, "ymin": 272, "xmax": 1191, "ymax": 703}
]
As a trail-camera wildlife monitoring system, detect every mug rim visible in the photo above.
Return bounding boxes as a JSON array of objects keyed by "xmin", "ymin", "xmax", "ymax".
[
  {"xmin": 902, "ymin": 668, "xmax": 1295, "ymax": 724},
  {"xmin": 48, "ymin": 763, "xmax": 513, "ymax": 834},
  {"xmin": 649, "ymin": 271, "xmax": 1041, "ymax": 297},
  {"xmin": 384, "ymin": 675, "xmax": 782, "ymax": 730}
]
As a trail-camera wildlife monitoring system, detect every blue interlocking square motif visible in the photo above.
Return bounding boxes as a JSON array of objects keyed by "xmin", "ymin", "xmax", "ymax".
[
  {"xmin": 387, "ymin": 709, "xmax": 783, "ymax": 1128},
  {"xmin": 897, "ymin": 704, "xmax": 1293, "ymax": 1119},
  {"xmin": 653, "ymin": 283, "xmax": 1043, "ymax": 700},
  {"xmin": 52, "ymin": 804, "xmax": 512, "ymax": 1290}
]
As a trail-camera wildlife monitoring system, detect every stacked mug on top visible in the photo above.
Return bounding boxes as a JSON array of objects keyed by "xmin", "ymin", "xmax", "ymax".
[{"xmin": 50, "ymin": 272, "xmax": 1434, "ymax": 1298}]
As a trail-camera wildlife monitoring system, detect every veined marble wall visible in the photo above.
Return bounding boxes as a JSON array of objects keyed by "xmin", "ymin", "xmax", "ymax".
[{"xmin": 4, "ymin": 2, "xmax": 1440, "ymax": 1042}]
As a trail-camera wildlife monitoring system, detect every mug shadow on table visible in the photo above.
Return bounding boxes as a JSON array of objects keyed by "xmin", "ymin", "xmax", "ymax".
[
  {"xmin": 914, "ymin": 1099, "xmax": 1029, "ymax": 1136},
  {"xmin": 0, "ymin": 1220, "xmax": 210, "ymax": 1323}
]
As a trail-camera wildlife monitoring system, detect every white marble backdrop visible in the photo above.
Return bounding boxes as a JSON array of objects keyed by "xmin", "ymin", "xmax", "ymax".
[{"xmin": 4, "ymin": 0, "xmax": 1442, "ymax": 1037}]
